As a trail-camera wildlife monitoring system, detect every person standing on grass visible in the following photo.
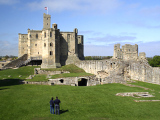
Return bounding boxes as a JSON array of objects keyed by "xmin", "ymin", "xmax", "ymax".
[
  {"xmin": 54, "ymin": 96, "xmax": 61, "ymax": 115},
  {"xmin": 49, "ymin": 97, "xmax": 54, "ymax": 114}
]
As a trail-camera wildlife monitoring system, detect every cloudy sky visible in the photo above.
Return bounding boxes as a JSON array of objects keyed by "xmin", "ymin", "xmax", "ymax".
[{"xmin": 0, "ymin": 0, "xmax": 160, "ymax": 57}]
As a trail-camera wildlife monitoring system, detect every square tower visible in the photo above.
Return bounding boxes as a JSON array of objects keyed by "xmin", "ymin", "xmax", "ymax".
[{"xmin": 43, "ymin": 13, "xmax": 51, "ymax": 30}]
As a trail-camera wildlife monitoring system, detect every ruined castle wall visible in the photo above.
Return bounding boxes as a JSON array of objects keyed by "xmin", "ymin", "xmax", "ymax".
[
  {"xmin": 75, "ymin": 59, "xmax": 122, "ymax": 76},
  {"xmin": 75, "ymin": 59, "xmax": 126, "ymax": 84},
  {"xmin": 123, "ymin": 44, "xmax": 138, "ymax": 60},
  {"xmin": 18, "ymin": 34, "xmax": 28, "ymax": 57},
  {"xmin": 139, "ymin": 52, "xmax": 146, "ymax": 60},
  {"xmin": 129, "ymin": 61, "xmax": 160, "ymax": 85}
]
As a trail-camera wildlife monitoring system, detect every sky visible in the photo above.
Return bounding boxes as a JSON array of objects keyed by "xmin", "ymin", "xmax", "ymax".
[{"xmin": 0, "ymin": 0, "xmax": 160, "ymax": 57}]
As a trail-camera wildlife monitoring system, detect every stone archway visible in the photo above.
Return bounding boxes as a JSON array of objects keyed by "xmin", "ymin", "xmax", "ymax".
[{"xmin": 78, "ymin": 78, "xmax": 87, "ymax": 86}]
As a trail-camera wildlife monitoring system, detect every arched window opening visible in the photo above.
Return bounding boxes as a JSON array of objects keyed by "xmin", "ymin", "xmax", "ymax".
[
  {"xmin": 30, "ymin": 34, "xmax": 32, "ymax": 38},
  {"xmin": 36, "ymin": 34, "xmax": 38, "ymax": 39},
  {"xmin": 50, "ymin": 32, "xmax": 52, "ymax": 37},
  {"xmin": 50, "ymin": 51, "xmax": 53, "ymax": 55},
  {"xmin": 44, "ymin": 32, "xmax": 46, "ymax": 38},
  {"xmin": 38, "ymin": 52, "xmax": 39, "ymax": 54},
  {"xmin": 50, "ymin": 42, "xmax": 53, "ymax": 47},
  {"xmin": 44, "ymin": 43, "xmax": 46, "ymax": 47},
  {"xmin": 35, "ymin": 44, "xmax": 37, "ymax": 46}
]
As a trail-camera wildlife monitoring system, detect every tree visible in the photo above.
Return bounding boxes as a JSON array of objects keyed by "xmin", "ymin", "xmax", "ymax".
[
  {"xmin": 4, "ymin": 55, "xmax": 9, "ymax": 60},
  {"xmin": 148, "ymin": 55, "xmax": 160, "ymax": 67}
]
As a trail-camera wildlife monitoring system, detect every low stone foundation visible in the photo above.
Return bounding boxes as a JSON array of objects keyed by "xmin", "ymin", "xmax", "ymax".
[
  {"xmin": 34, "ymin": 68, "xmax": 70, "ymax": 75},
  {"xmin": 116, "ymin": 92, "xmax": 154, "ymax": 98},
  {"xmin": 134, "ymin": 100, "xmax": 160, "ymax": 102},
  {"xmin": 20, "ymin": 76, "xmax": 100, "ymax": 86}
]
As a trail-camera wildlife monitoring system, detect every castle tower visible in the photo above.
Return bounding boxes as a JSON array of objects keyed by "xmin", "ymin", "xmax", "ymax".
[
  {"xmin": 41, "ymin": 15, "xmax": 61, "ymax": 68},
  {"xmin": 65, "ymin": 28, "xmax": 80, "ymax": 65},
  {"xmin": 122, "ymin": 44, "xmax": 138, "ymax": 60},
  {"xmin": 113, "ymin": 44, "xmax": 122, "ymax": 59},
  {"xmin": 78, "ymin": 35, "xmax": 85, "ymax": 60},
  {"xmin": 43, "ymin": 13, "xmax": 51, "ymax": 30}
]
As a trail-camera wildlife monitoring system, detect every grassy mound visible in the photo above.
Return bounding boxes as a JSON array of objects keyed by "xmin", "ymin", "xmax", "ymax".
[
  {"xmin": 0, "ymin": 81, "xmax": 160, "ymax": 120},
  {"xmin": 41, "ymin": 64, "xmax": 85, "ymax": 73}
]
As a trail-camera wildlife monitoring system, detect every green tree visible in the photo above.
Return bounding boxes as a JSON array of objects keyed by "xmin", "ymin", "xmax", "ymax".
[{"xmin": 148, "ymin": 55, "xmax": 160, "ymax": 67}]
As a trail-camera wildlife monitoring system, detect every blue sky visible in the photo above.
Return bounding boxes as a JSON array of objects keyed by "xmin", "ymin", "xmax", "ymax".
[{"xmin": 0, "ymin": 0, "xmax": 160, "ymax": 57}]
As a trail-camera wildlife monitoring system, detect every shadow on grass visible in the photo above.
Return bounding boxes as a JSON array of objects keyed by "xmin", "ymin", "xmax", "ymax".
[
  {"xmin": 0, "ymin": 87, "xmax": 9, "ymax": 90},
  {"xmin": 60, "ymin": 109, "xmax": 69, "ymax": 114},
  {"xmin": 0, "ymin": 79, "xmax": 23, "ymax": 87},
  {"xmin": 90, "ymin": 117, "xmax": 110, "ymax": 120}
]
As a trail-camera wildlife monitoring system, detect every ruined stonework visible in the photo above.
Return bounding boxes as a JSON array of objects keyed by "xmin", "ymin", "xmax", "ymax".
[
  {"xmin": 75, "ymin": 44, "xmax": 160, "ymax": 85},
  {"xmin": 113, "ymin": 44, "xmax": 138, "ymax": 60},
  {"xmin": 18, "ymin": 13, "xmax": 84, "ymax": 68}
]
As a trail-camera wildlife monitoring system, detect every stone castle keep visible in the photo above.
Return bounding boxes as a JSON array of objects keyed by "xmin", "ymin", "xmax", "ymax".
[
  {"xmin": 2, "ymin": 13, "xmax": 160, "ymax": 86},
  {"xmin": 18, "ymin": 13, "xmax": 84, "ymax": 68}
]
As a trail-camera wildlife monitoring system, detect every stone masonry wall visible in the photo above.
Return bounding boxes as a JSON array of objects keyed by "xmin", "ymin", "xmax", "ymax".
[
  {"xmin": 34, "ymin": 68, "xmax": 70, "ymax": 75},
  {"xmin": 75, "ymin": 59, "xmax": 126, "ymax": 84},
  {"xmin": 129, "ymin": 61, "xmax": 160, "ymax": 85}
]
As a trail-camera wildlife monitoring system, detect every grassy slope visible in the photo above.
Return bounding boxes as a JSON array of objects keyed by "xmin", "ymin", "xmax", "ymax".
[
  {"xmin": 0, "ymin": 65, "xmax": 93, "ymax": 82},
  {"xmin": 41, "ymin": 64, "xmax": 85, "ymax": 73},
  {"xmin": 0, "ymin": 81, "xmax": 160, "ymax": 120},
  {"xmin": 0, "ymin": 66, "xmax": 40, "ymax": 80}
]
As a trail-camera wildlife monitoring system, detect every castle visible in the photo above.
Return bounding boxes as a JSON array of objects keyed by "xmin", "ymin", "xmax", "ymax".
[
  {"xmin": 2, "ymin": 13, "xmax": 160, "ymax": 86},
  {"xmin": 18, "ymin": 13, "xmax": 84, "ymax": 68}
]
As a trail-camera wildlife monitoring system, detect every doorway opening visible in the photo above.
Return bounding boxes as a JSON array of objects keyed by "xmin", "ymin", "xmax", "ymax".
[
  {"xmin": 78, "ymin": 78, "xmax": 87, "ymax": 86},
  {"xmin": 59, "ymin": 79, "xmax": 64, "ymax": 83}
]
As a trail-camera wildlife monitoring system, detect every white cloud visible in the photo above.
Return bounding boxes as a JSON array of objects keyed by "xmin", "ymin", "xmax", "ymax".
[
  {"xmin": 0, "ymin": 0, "xmax": 19, "ymax": 5},
  {"xmin": 87, "ymin": 34, "xmax": 137, "ymax": 44},
  {"xmin": 27, "ymin": 0, "xmax": 121, "ymax": 14}
]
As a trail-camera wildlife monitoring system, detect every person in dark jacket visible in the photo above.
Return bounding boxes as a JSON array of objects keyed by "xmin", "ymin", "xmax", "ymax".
[
  {"xmin": 49, "ymin": 97, "xmax": 54, "ymax": 114},
  {"xmin": 54, "ymin": 96, "xmax": 61, "ymax": 115}
]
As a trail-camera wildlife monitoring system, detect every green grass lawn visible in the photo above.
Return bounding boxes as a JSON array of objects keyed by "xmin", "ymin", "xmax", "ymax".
[
  {"xmin": 0, "ymin": 65, "xmax": 94, "ymax": 82},
  {"xmin": 0, "ymin": 80, "xmax": 160, "ymax": 120},
  {"xmin": 51, "ymin": 72, "xmax": 93, "ymax": 79},
  {"xmin": 41, "ymin": 64, "xmax": 85, "ymax": 73},
  {"xmin": 0, "ymin": 66, "xmax": 40, "ymax": 80}
]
